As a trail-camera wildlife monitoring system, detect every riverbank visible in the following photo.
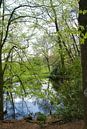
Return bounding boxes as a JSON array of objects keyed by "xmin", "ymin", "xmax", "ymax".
[{"xmin": 0, "ymin": 119, "xmax": 84, "ymax": 129}]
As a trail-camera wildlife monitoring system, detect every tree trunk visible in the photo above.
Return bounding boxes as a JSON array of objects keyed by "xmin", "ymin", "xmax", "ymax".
[
  {"xmin": 0, "ymin": 0, "xmax": 4, "ymax": 120},
  {"xmin": 0, "ymin": 47, "xmax": 4, "ymax": 120},
  {"xmin": 78, "ymin": 0, "xmax": 87, "ymax": 128}
]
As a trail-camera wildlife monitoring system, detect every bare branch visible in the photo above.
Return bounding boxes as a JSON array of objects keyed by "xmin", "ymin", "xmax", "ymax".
[{"xmin": 1, "ymin": 4, "xmax": 45, "ymax": 48}]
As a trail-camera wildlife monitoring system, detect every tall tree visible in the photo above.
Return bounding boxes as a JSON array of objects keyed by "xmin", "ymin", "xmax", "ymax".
[
  {"xmin": 0, "ymin": 0, "xmax": 4, "ymax": 120},
  {"xmin": 79, "ymin": 0, "xmax": 87, "ymax": 128},
  {"xmin": 0, "ymin": 0, "xmax": 45, "ymax": 119},
  {"xmin": 0, "ymin": 0, "xmax": 2, "ymax": 7}
]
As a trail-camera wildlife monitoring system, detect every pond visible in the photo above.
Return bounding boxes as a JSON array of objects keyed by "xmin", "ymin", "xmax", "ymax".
[
  {"xmin": 4, "ymin": 82, "xmax": 63, "ymax": 120},
  {"xmin": 4, "ymin": 96, "xmax": 60, "ymax": 120}
]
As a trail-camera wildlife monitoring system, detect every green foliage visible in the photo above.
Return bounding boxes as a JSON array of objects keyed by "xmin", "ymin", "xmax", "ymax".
[
  {"xmin": 50, "ymin": 58, "xmax": 84, "ymax": 120},
  {"xmin": 4, "ymin": 55, "xmax": 49, "ymax": 98},
  {"xmin": 0, "ymin": 0, "xmax": 80, "ymax": 121},
  {"xmin": 36, "ymin": 112, "xmax": 47, "ymax": 123},
  {"xmin": 49, "ymin": 62, "xmax": 67, "ymax": 91}
]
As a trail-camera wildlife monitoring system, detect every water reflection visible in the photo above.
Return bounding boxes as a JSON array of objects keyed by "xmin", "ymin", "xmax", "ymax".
[
  {"xmin": 4, "ymin": 97, "xmax": 42, "ymax": 120},
  {"xmin": 4, "ymin": 82, "xmax": 62, "ymax": 120}
]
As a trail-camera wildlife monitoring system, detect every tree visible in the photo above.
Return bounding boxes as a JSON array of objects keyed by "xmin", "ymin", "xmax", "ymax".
[
  {"xmin": 0, "ymin": 0, "xmax": 42, "ymax": 120},
  {"xmin": 0, "ymin": 0, "xmax": 82, "ymax": 120},
  {"xmin": 0, "ymin": 0, "xmax": 4, "ymax": 120},
  {"xmin": 79, "ymin": 0, "xmax": 87, "ymax": 128}
]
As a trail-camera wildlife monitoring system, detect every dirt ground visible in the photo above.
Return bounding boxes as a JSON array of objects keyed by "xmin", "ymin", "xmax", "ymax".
[{"xmin": 0, "ymin": 119, "xmax": 84, "ymax": 129}]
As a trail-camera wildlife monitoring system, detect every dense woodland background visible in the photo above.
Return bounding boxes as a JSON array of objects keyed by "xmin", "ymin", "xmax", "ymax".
[{"xmin": 0, "ymin": 0, "xmax": 87, "ymax": 129}]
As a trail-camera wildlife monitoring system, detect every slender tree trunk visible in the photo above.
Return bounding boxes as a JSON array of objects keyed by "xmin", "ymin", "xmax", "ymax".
[
  {"xmin": 0, "ymin": 11, "xmax": 4, "ymax": 119},
  {"xmin": 50, "ymin": 0, "xmax": 73, "ymax": 65},
  {"xmin": 0, "ymin": 47, "xmax": 4, "ymax": 120},
  {"xmin": 10, "ymin": 92, "xmax": 15, "ymax": 119},
  {"xmin": 0, "ymin": 0, "xmax": 2, "ymax": 8},
  {"xmin": 0, "ymin": 0, "xmax": 4, "ymax": 120},
  {"xmin": 79, "ymin": 0, "xmax": 87, "ymax": 128}
]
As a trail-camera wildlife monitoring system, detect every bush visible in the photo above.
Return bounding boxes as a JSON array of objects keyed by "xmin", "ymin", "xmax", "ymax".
[
  {"xmin": 50, "ymin": 58, "xmax": 84, "ymax": 121},
  {"xmin": 36, "ymin": 112, "xmax": 46, "ymax": 123}
]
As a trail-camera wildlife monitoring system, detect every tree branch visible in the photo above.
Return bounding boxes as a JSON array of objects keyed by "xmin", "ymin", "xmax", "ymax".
[
  {"xmin": 3, "ymin": 46, "xmax": 17, "ymax": 74},
  {"xmin": 1, "ymin": 4, "xmax": 44, "ymax": 48}
]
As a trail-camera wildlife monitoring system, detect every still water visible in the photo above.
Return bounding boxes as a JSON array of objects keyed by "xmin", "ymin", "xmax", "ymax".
[
  {"xmin": 4, "ymin": 82, "xmax": 63, "ymax": 120},
  {"xmin": 4, "ymin": 96, "xmax": 58, "ymax": 120}
]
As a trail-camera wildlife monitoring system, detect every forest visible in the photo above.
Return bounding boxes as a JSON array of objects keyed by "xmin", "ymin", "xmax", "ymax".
[{"xmin": 0, "ymin": 0, "xmax": 87, "ymax": 129}]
